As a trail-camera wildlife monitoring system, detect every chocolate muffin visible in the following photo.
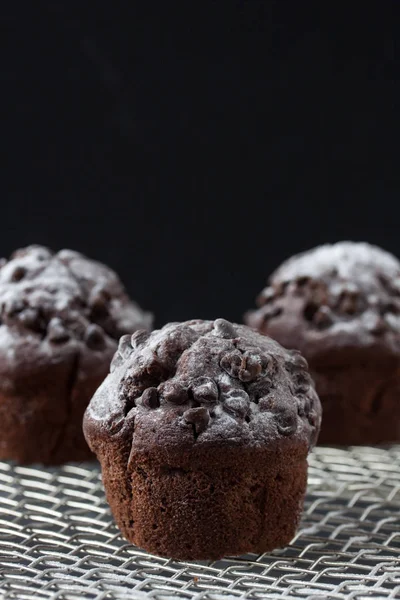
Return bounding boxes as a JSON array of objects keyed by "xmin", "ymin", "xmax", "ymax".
[
  {"xmin": 83, "ymin": 318, "xmax": 321, "ymax": 560},
  {"xmin": 0, "ymin": 245, "xmax": 152, "ymax": 464},
  {"xmin": 245, "ymin": 241, "xmax": 400, "ymax": 445}
]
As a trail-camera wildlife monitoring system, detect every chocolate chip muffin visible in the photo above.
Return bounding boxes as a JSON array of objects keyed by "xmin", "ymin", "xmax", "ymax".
[
  {"xmin": 83, "ymin": 318, "xmax": 321, "ymax": 560},
  {"xmin": 0, "ymin": 245, "xmax": 152, "ymax": 464},
  {"xmin": 245, "ymin": 241, "xmax": 400, "ymax": 445}
]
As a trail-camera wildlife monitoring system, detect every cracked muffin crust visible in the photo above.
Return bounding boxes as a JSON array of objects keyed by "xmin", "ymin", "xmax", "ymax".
[
  {"xmin": 84, "ymin": 319, "xmax": 321, "ymax": 560},
  {"xmin": 0, "ymin": 245, "xmax": 152, "ymax": 464},
  {"xmin": 245, "ymin": 241, "xmax": 400, "ymax": 445}
]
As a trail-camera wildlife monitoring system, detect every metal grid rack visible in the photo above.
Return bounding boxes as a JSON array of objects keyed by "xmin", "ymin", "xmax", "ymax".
[{"xmin": 0, "ymin": 446, "xmax": 399, "ymax": 600}]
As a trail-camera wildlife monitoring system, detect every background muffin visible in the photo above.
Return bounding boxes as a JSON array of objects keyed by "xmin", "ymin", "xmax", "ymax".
[
  {"xmin": 0, "ymin": 245, "xmax": 152, "ymax": 464},
  {"xmin": 84, "ymin": 318, "xmax": 321, "ymax": 560},
  {"xmin": 245, "ymin": 241, "xmax": 400, "ymax": 445}
]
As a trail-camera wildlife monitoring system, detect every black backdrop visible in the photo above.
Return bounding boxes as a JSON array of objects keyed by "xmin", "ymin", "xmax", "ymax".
[{"xmin": 2, "ymin": 3, "xmax": 399, "ymax": 327}]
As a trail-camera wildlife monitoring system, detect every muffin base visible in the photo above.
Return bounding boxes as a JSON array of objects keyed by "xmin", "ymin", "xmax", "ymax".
[
  {"xmin": 312, "ymin": 359, "xmax": 400, "ymax": 445},
  {"xmin": 0, "ymin": 390, "xmax": 95, "ymax": 465},
  {"xmin": 101, "ymin": 443, "xmax": 308, "ymax": 561},
  {"xmin": 0, "ymin": 353, "xmax": 102, "ymax": 465}
]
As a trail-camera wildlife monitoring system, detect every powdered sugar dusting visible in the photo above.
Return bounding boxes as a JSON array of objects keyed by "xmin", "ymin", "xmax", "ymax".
[
  {"xmin": 0, "ymin": 244, "xmax": 153, "ymax": 351},
  {"xmin": 84, "ymin": 319, "xmax": 321, "ymax": 452},
  {"xmin": 246, "ymin": 241, "xmax": 400, "ymax": 343},
  {"xmin": 272, "ymin": 242, "xmax": 400, "ymax": 293}
]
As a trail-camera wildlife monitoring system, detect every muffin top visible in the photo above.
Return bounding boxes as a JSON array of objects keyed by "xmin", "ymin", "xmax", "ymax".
[
  {"xmin": 84, "ymin": 319, "xmax": 321, "ymax": 457},
  {"xmin": 0, "ymin": 245, "xmax": 152, "ymax": 382},
  {"xmin": 245, "ymin": 241, "xmax": 400, "ymax": 361}
]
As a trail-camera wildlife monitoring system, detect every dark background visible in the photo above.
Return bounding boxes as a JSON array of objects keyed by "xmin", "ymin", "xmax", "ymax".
[{"xmin": 2, "ymin": 3, "xmax": 399, "ymax": 327}]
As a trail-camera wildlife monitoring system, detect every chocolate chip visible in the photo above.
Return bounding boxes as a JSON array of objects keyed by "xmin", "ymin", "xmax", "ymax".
[
  {"xmin": 122, "ymin": 381, "xmax": 143, "ymax": 413},
  {"xmin": 313, "ymin": 306, "xmax": 333, "ymax": 329},
  {"xmin": 238, "ymin": 353, "xmax": 263, "ymax": 382},
  {"xmin": 85, "ymin": 324, "xmax": 105, "ymax": 350},
  {"xmin": 261, "ymin": 353, "xmax": 276, "ymax": 374},
  {"xmin": 47, "ymin": 318, "xmax": 70, "ymax": 343},
  {"xmin": 309, "ymin": 282, "xmax": 328, "ymax": 305},
  {"xmin": 10, "ymin": 266, "xmax": 26, "ymax": 282},
  {"xmin": 142, "ymin": 356, "xmax": 169, "ymax": 384},
  {"xmin": 259, "ymin": 393, "xmax": 290, "ymax": 416},
  {"xmin": 296, "ymin": 396, "xmax": 310, "ymax": 417},
  {"xmin": 228, "ymin": 389, "xmax": 249, "ymax": 402},
  {"xmin": 382, "ymin": 301, "xmax": 400, "ymax": 315},
  {"xmin": 89, "ymin": 288, "xmax": 110, "ymax": 320},
  {"xmin": 213, "ymin": 318, "xmax": 236, "ymax": 339},
  {"xmin": 184, "ymin": 407, "xmax": 210, "ymax": 434},
  {"xmin": 276, "ymin": 411, "xmax": 297, "ymax": 436},
  {"xmin": 238, "ymin": 369, "xmax": 254, "ymax": 383},
  {"xmin": 131, "ymin": 329, "xmax": 150, "ymax": 349},
  {"xmin": 160, "ymin": 380, "xmax": 188, "ymax": 405},
  {"xmin": 336, "ymin": 285, "xmax": 359, "ymax": 315},
  {"xmin": 292, "ymin": 370, "xmax": 312, "ymax": 394},
  {"xmin": 192, "ymin": 377, "xmax": 219, "ymax": 405},
  {"xmin": 220, "ymin": 351, "xmax": 242, "ymax": 378},
  {"xmin": 296, "ymin": 276, "xmax": 311, "ymax": 287},
  {"xmin": 285, "ymin": 351, "xmax": 308, "ymax": 373},
  {"xmin": 239, "ymin": 368, "xmax": 254, "ymax": 383},
  {"xmin": 258, "ymin": 395, "xmax": 275, "ymax": 412},
  {"xmin": 118, "ymin": 334, "xmax": 133, "ymax": 358},
  {"xmin": 340, "ymin": 296, "xmax": 358, "ymax": 315},
  {"xmin": 304, "ymin": 302, "xmax": 319, "ymax": 322},
  {"xmin": 17, "ymin": 304, "xmax": 48, "ymax": 335},
  {"xmin": 142, "ymin": 387, "xmax": 160, "ymax": 409},
  {"xmin": 19, "ymin": 308, "xmax": 41, "ymax": 329},
  {"xmin": 223, "ymin": 390, "xmax": 250, "ymax": 418},
  {"xmin": 221, "ymin": 351, "xmax": 264, "ymax": 382}
]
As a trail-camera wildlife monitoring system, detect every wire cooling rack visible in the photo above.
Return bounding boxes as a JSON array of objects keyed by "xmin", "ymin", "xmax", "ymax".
[{"xmin": 0, "ymin": 447, "xmax": 399, "ymax": 600}]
